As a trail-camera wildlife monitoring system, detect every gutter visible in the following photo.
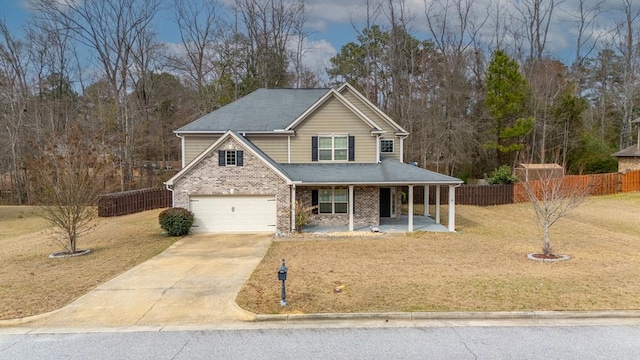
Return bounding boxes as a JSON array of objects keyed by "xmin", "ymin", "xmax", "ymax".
[{"xmin": 174, "ymin": 130, "xmax": 295, "ymax": 135}]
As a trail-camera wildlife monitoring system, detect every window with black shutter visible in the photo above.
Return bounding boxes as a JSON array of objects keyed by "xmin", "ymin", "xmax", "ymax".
[
  {"xmin": 311, "ymin": 190, "xmax": 318, "ymax": 214},
  {"xmin": 218, "ymin": 150, "xmax": 243, "ymax": 166}
]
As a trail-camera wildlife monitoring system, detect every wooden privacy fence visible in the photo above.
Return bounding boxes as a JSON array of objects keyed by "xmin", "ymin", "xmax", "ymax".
[
  {"xmin": 97, "ymin": 171, "xmax": 640, "ymax": 216},
  {"xmin": 98, "ymin": 188, "xmax": 172, "ymax": 217},
  {"xmin": 411, "ymin": 170, "xmax": 640, "ymax": 206}
]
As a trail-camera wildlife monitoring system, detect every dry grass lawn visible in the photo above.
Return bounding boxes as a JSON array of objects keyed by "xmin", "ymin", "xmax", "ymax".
[
  {"xmin": 237, "ymin": 193, "xmax": 640, "ymax": 314},
  {"xmin": 0, "ymin": 207, "xmax": 176, "ymax": 320}
]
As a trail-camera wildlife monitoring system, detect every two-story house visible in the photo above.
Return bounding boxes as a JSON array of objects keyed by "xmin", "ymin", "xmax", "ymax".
[{"xmin": 165, "ymin": 83, "xmax": 462, "ymax": 234}]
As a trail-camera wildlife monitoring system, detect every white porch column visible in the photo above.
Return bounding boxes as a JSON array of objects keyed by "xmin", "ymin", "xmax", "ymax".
[
  {"xmin": 408, "ymin": 185, "xmax": 414, "ymax": 232},
  {"xmin": 435, "ymin": 185, "xmax": 441, "ymax": 224},
  {"xmin": 448, "ymin": 185, "xmax": 456, "ymax": 232},
  {"xmin": 291, "ymin": 185, "xmax": 296, "ymax": 232},
  {"xmin": 349, "ymin": 185, "xmax": 354, "ymax": 231},
  {"xmin": 424, "ymin": 185, "xmax": 430, "ymax": 216}
]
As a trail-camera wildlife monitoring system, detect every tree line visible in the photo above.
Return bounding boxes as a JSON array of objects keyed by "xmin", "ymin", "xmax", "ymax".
[{"xmin": 0, "ymin": 0, "xmax": 637, "ymax": 205}]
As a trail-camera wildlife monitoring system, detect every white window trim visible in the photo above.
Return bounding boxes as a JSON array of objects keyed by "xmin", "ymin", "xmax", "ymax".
[
  {"xmin": 318, "ymin": 188, "xmax": 348, "ymax": 214},
  {"xmin": 380, "ymin": 138, "xmax": 394, "ymax": 154},
  {"xmin": 318, "ymin": 134, "xmax": 348, "ymax": 162},
  {"xmin": 225, "ymin": 150, "xmax": 237, "ymax": 166}
]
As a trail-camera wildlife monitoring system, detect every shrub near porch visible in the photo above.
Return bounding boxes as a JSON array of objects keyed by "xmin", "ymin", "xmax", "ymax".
[{"xmin": 237, "ymin": 193, "xmax": 640, "ymax": 314}]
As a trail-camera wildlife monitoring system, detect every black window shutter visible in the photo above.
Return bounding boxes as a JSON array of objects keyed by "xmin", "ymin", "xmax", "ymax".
[
  {"xmin": 352, "ymin": 188, "xmax": 355, "ymax": 215},
  {"xmin": 311, "ymin": 136, "xmax": 318, "ymax": 161},
  {"xmin": 311, "ymin": 190, "xmax": 318, "ymax": 214},
  {"xmin": 218, "ymin": 150, "xmax": 225, "ymax": 166},
  {"xmin": 237, "ymin": 150, "xmax": 243, "ymax": 166},
  {"xmin": 348, "ymin": 136, "xmax": 355, "ymax": 161}
]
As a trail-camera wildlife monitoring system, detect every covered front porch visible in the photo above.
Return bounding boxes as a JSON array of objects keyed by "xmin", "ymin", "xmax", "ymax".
[
  {"xmin": 291, "ymin": 183, "xmax": 459, "ymax": 233},
  {"xmin": 301, "ymin": 214, "xmax": 449, "ymax": 233},
  {"xmin": 280, "ymin": 158, "xmax": 463, "ymax": 233}
]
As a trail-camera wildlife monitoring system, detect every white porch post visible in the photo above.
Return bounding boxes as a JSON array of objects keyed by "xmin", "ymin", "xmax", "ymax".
[
  {"xmin": 424, "ymin": 185, "xmax": 430, "ymax": 216},
  {"xmin": 349, "ymin": 185, "xmax": 354, "ymax": 231},
  {"xmin": 291, "ymin": 185, "xmax": 296, "ymax": 232},
  {"xmin": 435, "ymin": 185, "xmax": 441, "ymax": 224},
  {"xmin": 448, "ymin": 185, "xmax": 456, "ymax": 232},
  {"xmin": 408, "ymin": 185, "xmax": 414, "ymax": 232}
]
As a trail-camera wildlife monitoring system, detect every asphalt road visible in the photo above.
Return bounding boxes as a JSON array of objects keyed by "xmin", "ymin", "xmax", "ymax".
[{"xmin": 2, "ymin": 325, "xmax": 639, "ymax": 359}]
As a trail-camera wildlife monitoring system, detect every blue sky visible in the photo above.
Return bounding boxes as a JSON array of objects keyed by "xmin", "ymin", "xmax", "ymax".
[
  {"xmin": 2, "ymin": 0, "xmax": 633, "ymax": 76},
  {"xmin": 1, "ymin": 0, "xmax": 357, "ymax": 76}
]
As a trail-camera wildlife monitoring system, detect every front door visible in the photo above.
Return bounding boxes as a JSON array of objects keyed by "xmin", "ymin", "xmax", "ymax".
[{"xmin": 380, "ymin": 188, "xmax": 391, "ymax": 217}]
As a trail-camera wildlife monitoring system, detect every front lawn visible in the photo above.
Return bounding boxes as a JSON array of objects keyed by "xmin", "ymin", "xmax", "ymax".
[
  {"xmin": 237, "ymin": 193, "xmax": 640, "ymax": 314},
  {"xmin": 0, "ymin": 208, "xmax": 176, "ymax": 320}
]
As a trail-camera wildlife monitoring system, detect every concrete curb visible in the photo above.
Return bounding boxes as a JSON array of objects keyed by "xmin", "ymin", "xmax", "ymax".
[
  {"xmin": 254, "ymin": 310, "xmax": 640, "ymax": 322},
  {"xmin": 0, "ymin": 308, "xmax": 62, "ymax": 328}
]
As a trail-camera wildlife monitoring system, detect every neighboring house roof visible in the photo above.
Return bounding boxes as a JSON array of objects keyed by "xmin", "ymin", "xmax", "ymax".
[
  {"xmin": 175, "ymin": 88, "xmax": 330, "ymax": 133},
  {"xmin": 517, "ymin": 163, "xmax": 563, "ymax": 169},
  {"xmin": 279, "ymin": 158, "xmax": 463, "ymax": 185},
  {"xmin": 612, "ymin": 144, "xmax": 640, "ymax": 157}
]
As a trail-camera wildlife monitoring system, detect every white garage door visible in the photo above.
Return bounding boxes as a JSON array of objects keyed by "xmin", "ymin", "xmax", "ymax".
[{"xmin": 189, "ymin": 195, "xmax": 277, "ymax": 233}]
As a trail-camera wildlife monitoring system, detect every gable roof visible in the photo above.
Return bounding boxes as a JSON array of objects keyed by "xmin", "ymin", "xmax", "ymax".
[
  {"xmin": 175, "ymin": 88, "xmax": 330, "ymax": 133},
  {"xmin": 284, "ymin": 89, "xmax": 383, "ymax": 131},
  {"xmin": 337, "ymin": 83, "xmax": 409, "ymax": 135},
  {"xmin": 165, "ymin": 130, "xmax": 292, "ymax": 186},
  {"xmin": 280, "ymin": 158, "xmax": 463, "ymax": 185}
]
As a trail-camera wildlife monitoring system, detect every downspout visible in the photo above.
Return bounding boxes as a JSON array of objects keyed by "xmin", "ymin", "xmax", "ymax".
[
  {"xmin": 400, "ymin": 135, "xmax": 408, "ymax": 163},
  {"xmin": 176, "ymin": 134, "xmax": 185, "ymax": 168},
  {"xmin": 164, "ymin": 183, "xmax": 175, "ymax": 208},
  {"xmin": 291, "ymin": 183, "xmax": 296, "ymax": 232}
]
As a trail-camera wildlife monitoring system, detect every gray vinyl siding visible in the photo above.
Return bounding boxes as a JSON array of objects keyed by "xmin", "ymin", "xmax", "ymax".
[
  {"xmin": 340, "ymin": 89, "xmax": 401, "ymax": 161},
  {"xmin": 246, "ymin": 136, "xmax": 289, "ymax": 163},
  {"xmin": 290, "ymin": 96, "xmax": 377, "ymax": 163},
  {"xmin": 184, "ymin": 135, "xmax": 220, "ymax": 165}
]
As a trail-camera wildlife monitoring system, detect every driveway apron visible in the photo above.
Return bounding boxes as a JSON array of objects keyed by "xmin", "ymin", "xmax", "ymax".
[{"xmin": 31, "ymin": 234, "xmax": 272, "ymax": 328}]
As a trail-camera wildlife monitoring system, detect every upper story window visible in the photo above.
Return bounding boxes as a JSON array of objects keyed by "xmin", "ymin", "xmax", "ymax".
[
  {"xmin": 380, "ymin": 139, "xmax": 394, "ymax": 153},
  {"xmin": 319, "ymin": 135, "xmax": 348, "ymax": 161},
  {"xmin": 218, "ymin": 150, "xmax": 243, "ymax": 167},
  {"xmin": 312, "ymin": 135, "xmax": 355, "ymax": 162},
  {"xmin": 226, "ymin": 150, "xmax": 237, "ymax": 165}
]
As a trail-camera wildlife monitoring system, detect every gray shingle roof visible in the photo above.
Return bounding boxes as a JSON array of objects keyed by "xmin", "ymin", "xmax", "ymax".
[
  {"xmin": 279, "ymin": 158, "xmax": 462, "ymax": 184},
  {"xmin": 176, "ymin": 88, "xmax": 330, "ymax": 133},
  {"xmin": 612, "ymin": 144, "xmax": 640, "ymax": 157}
]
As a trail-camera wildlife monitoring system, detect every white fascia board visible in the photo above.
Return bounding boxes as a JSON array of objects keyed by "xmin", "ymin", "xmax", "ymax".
[
  {"xmin": 175, "ymin": 130, "xmax": 294, "ymax": 135},
  {"xmin": 337, "ymin": 82, "xmax": 410, "ymax": 134},
  {"xmin": 292, "ymin": 180, "xmax": 464, "ymax": 186}
]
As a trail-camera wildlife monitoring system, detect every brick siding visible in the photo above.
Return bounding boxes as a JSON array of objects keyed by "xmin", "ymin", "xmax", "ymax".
[
  {"xmin": 172, "ymin": 137, "xmax": 291, "ymax": 232},
  {"xmin": 296, "ymin": 186, "xmax": 380, "ymax": 228}
]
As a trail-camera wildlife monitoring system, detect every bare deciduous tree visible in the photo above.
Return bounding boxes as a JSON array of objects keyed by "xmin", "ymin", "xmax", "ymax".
[
  {"xmin": 33, "ymin": 0, "xmax": 162, "ymax": 191},
  {"xmin": 29, "ymin": 129, "xmax": 112, "ymax": 255},
  {"xmin": 235, "ymin": 0, "xmax": 307, "ymax": 89},
  {"xmin": 520, "ymin": 162, "xmax": 591, "ymax": 256},
  {"xmin": 0, "ymin": 20, "xmax": 31, "ymax": 205}
]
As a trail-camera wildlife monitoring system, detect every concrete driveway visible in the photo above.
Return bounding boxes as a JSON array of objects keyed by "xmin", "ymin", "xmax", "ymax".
[{"xmin": 30, "ymin": 234, "xmax": 272, "ymax": 329}]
